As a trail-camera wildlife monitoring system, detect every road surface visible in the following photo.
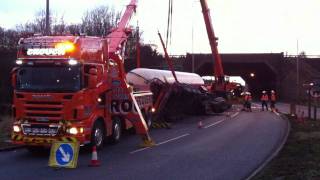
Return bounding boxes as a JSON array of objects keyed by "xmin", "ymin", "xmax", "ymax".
[{"xmin": 0, "ymin": 109, "xmax": 288, "ymax": 180}]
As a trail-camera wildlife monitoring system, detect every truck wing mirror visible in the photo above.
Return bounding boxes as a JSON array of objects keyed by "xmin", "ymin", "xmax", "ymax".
[
  {"xmin": 12, "ymin": 73, "xmax": 17, "ymax": 89},
  {"xmin": 11, "ymin": 68, "xmax": 18, "ymax": 89}
]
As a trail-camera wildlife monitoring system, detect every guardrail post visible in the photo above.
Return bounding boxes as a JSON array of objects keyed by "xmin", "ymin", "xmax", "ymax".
[
  {"xmin": 313, "ymin": 98, "xmax": 317, "ymax": 121},
  {"xmin": 308, "ymin": 88, "xmax": 311, "ymax": 119}
]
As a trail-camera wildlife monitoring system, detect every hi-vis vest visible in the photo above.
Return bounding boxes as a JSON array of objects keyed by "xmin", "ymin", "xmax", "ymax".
[
  {"xmin": 271, "ymin": 94, "xmax": 276, "ymax": 101},
  {"xmin": 245, "ymin": 95, "xmax": 252, "ymax": 101},
  {"xmin": 261, "ymin": 94, "xmax": 268, "ymax": 101}
]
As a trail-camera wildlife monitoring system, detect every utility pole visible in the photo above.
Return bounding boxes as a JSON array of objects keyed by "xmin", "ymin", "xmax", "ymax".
[
  {"xmin": 191, "ymin": 1, "xmax": 195, "ymax": 73},
  {"xmin": 296, "ymin": 39, "xmax": 300, "ymax": 103},
  {"xmin": 192, "ymin": 22, "xmax": 195, "ymax": 73},
  {"xmin": 46, "ymin": 0, "xmax": 50, "ymax": 35},
  {"xmin": 136, "ymin": 26, "xmax": 141, "ymax": 68}
]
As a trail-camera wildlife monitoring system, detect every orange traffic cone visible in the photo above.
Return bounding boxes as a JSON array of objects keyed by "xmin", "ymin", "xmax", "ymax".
[
  {"xmin": 89, "ymin": 146, "xmax": 101, "ymax": 167},
  {"xmin": 198, "ymin": 121, "xmax": 203, "ymax": 129}
]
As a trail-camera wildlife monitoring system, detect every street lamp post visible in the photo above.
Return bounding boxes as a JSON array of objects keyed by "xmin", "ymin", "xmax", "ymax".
[
  {"xmin": 192, "ymin": 23, "xmax": 195, "ymax": 73},
  {"xmin": 46, "ymin": 0, "xmax": 50, "ymax": 35},
  {"xmin": 308, "ymin": 83, "xmax": 313, "ymax": 120},
  {"xmin": 304, "ymin": 82, "xmax": 314, "ymax": 120}
]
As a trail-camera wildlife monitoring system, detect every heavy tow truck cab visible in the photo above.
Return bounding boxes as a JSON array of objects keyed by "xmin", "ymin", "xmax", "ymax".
[{"xmin": 11, "ymin": 35, "xmax": 153, "ymax": 149}]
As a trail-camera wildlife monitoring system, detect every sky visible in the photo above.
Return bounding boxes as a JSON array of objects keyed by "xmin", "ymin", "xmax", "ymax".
[{"xmin": 0, "ymin": 0, "xmax": 319, "ymax": 55}]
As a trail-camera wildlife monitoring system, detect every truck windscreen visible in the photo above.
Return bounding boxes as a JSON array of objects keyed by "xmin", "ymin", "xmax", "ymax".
[{"xmin": 16, "ymin": 66, "xmax": 81, "ymax": 92}]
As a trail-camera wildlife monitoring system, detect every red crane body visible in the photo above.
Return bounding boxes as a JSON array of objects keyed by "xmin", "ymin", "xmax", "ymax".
[
  {"xmin": 199, "ymin": 0, "xmax": 226, "ymax": 93},
  {"xmin": 107, "ymin": 0, "xmax": 137, "ymax": 54}
]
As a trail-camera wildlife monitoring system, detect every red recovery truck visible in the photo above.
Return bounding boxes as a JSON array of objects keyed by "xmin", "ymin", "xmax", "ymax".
[{"xmin": 11, "ymin": 0, "xmax": 155, "ymax": 150}]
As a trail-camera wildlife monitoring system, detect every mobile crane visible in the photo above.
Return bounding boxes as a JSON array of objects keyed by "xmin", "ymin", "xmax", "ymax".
[
  {"xmin": 11, "ymin": 0, "xmax": 155, "ymax": 151},
  {"xmin": 200, "ymin": 0, "xmax": 237, "ymax": 98}
]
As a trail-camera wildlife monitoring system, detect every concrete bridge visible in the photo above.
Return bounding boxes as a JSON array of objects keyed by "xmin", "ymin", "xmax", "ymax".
[{"xmin": 182, "ymin": 53, "xmax": 320, "ymax": 100}]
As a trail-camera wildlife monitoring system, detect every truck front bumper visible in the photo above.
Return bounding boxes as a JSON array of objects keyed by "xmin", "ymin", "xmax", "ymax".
[{"xmin": 11, "ymin": 133, "xmax": 88, "ymax": 147}]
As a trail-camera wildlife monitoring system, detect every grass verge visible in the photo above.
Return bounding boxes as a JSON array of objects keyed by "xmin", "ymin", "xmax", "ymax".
[{"xmin": 254, "ymin": 115, "xmax": 320, "ymax": 180}]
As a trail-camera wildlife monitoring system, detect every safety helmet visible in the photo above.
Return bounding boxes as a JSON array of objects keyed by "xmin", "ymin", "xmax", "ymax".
[
  {"xmin": 271, "ymin": 90, "xmax": 275, "ymax": 93},
  {"xmin": 262, "ymin": 90, "xmax": 266, "ymax": 93}
]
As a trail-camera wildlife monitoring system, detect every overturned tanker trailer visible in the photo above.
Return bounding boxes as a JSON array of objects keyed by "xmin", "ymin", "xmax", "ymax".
[{"xmin": 126, "ymin": 68, "xmax": 230, "ymax": 121}]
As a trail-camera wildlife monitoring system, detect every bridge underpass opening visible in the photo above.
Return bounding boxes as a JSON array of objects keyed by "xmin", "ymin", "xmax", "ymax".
[{"xmin": 196, "ymin": 62, "xmax": 277, "ymax": 99}]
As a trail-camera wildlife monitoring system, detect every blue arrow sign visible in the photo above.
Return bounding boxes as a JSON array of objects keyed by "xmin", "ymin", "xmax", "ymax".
[{"xmin": 56, "ymin": 144, "xmax": 74, "ymax": 166}]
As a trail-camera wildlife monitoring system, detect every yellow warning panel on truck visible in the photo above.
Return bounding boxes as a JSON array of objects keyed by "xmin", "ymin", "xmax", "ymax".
[{"xmin": 48, "ymin": 141, "xmax": 80, "ymax": 169}]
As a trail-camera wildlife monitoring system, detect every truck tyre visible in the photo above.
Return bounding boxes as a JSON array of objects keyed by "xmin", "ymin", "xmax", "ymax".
[
  {"xmin": 110, "ymin": 117, "xmax": 122, "ymax": 144},
  {"xmin": 91, "ymin": 120, "xmax": 105, "ymax": 149}
]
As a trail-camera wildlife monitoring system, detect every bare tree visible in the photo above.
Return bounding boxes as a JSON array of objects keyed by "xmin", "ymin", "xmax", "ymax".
[
  {"xmin": 81, "ymin": 6, "xmax": 121, "ymax": 36},
  {"xmin": 52, "ymin": 14, "xmax": 66, "ymax": 35},
  {"xmin": 66, "ymin": 24, "xmax": 81, "ymax": 35},
  {"xmin": 1, "ymin": 5, "xmax": 122, "ymax": 50},
  {"xmin": 33, "ymin": 10, "xmax": 47, "ymax": 34},
  {"xmin": 14, "ymin": 10, "xmax": 49, "ymax": 35}
]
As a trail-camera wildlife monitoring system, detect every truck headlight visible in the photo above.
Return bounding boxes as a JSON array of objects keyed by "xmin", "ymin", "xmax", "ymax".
[
  {"xmin": 68, "ymin": 59, "xmax": 78, "ymax": 65},
  {"xmin": 67, "ymin": 127, "xmax": 84, "ymax": 135},
  {"xmin": 13, "ymin": 125, "xmax": 21, "ymax": 133},
  {"xmin": 68, "ymin": 127, "xmax": 78, "ymax": 135},
  {"xmin": 16, "ymin": 60, "xmax": 23, "ymax": 65}
]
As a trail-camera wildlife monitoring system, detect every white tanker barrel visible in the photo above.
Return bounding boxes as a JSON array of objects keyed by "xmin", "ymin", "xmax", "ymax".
[
  {"xmin": 126, "ymin": 68, "xmax": 229, "ymax": 119},
  {"xmin": 126, "ymin": 68, "xmax": 204, "ymax": 89}
]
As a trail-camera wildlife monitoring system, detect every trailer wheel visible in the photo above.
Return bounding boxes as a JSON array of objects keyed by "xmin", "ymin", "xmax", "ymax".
[
  {"xmin": 110, "ymin": 117, "xmax": 122, "ymax": 144},
  {"xmin": 91, "ymin": 120, "xmax": 105, "ymax": 149}
]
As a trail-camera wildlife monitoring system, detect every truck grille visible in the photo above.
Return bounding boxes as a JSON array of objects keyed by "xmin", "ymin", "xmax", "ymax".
[{"xmin": 24, "ymin": 101, "xmax": 63, "ymax": 121}]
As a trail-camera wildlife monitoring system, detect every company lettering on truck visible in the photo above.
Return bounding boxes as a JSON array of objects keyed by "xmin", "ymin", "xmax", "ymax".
[
  {"xmin": 27, "ymin": 48, "xmax": 65, "ymax": 56},
  {"xmin": 26, "ymin": 42, "xmax": 75, "ymax": 56}
]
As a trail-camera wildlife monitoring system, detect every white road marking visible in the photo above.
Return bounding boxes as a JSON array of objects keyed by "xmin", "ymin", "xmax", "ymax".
[
  {"xmin": 156, "ymin": 133, "xmax": 190, "ymax": 146},
  {"xmin": 131, "ymin": 111, "xmax": 241, "ymax": 154},
  {"xmin": 204, "ymin": 120, "xmax": 224, "ymax": 129},
  {"xmin": 129, "ymin": 147, "xmax": 152, "ymax": 154},
  {"xmin": 130, "ymin": 133, "xmax": 190, "ymax": 154},
  {"xmin": 274, "ymin": 111, "xmax": 280, "ymax": 116}
]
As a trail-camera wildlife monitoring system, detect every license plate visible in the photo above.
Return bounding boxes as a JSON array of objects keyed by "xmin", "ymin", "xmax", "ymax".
[{"xmin": 22, "ymin": 124, "xmax": 59, "ymax": 136}]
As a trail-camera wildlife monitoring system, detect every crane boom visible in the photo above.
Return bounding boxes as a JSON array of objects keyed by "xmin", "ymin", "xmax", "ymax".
[
  {"xmin": 107, "ymin": 0, "xmax": 137, "ymax": 53},
  {"xmin": 158, "ymin": 32, "xmax": 178, "ymax": 83},
  {"xmin": 199, "ymin": 0, "xmax": 224, "ymax": 81}
]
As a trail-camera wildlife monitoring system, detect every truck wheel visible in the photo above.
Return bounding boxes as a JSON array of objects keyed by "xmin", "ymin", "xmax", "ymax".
[
  {"xmin": 110, "ymin": 117, "xmax": 122, "ymax": 144},
  {"xmin": 91, "ymin": 120, "xmax": 105, "ymax": 149}
]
